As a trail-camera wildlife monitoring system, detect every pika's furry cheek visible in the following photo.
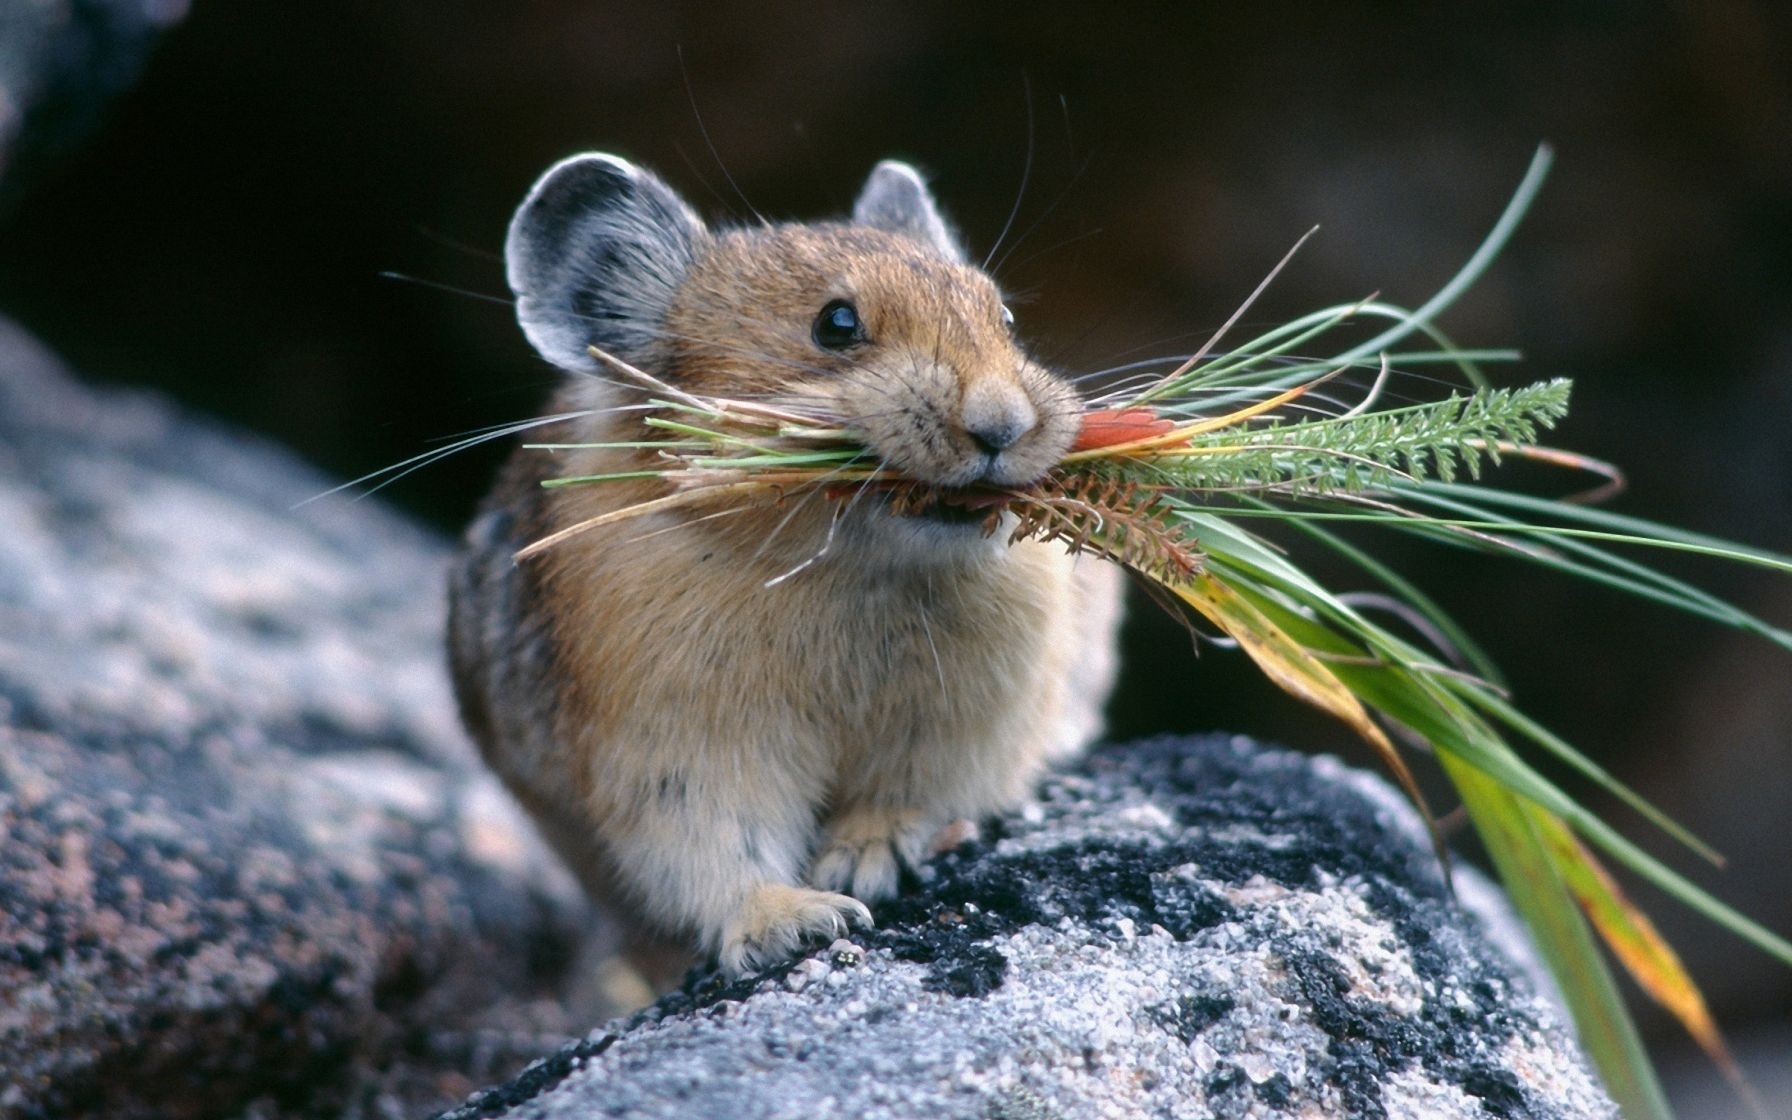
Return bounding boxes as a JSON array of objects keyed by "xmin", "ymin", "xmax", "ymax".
[
  {"xmin": 1026, "ymin": 368, "xmax": 1081, "ymax": 434},
  {"xmin": 829, "ymin": 359, "xmax": 964, "ymax": 477}
]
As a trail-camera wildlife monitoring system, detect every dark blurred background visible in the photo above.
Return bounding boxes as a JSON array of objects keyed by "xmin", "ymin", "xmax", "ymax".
[{"xmin": 1, "ymin": 0, "xmax": 1787, "ymax": 1106}]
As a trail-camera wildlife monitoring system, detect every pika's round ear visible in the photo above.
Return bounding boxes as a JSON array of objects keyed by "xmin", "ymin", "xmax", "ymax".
[
  {"xmin": 852, "ymin": 160, "xmax": 966, "ymax": 263},
  {"xmin": 504, "ymin": 153, "xmax": 707, "ymax": 373}
]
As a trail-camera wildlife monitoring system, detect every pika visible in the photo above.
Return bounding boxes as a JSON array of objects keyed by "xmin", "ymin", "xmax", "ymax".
[{"xmin": 448, "ymin": 153, "xmax": 1123, "ymax": 977}]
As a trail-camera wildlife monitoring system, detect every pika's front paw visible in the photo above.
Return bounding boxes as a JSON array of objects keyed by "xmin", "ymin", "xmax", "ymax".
[
  {"xmin": 809, "ymin": 807, "xmax": 946, "ymax": 902},
  {"xmin": 719, "ymin": 884, "xmax": 872, "ymax": 976}
]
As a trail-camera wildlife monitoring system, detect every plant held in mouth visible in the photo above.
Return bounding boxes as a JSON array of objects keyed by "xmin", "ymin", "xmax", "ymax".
[{"xmin": 520, "ymin": 147, "xmax": 1791, "ymax": 1120}]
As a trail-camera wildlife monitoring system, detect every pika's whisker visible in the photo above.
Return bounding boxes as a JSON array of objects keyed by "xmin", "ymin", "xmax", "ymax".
[
  {"xmin": 764, "ymin": 503, "xmax": 846, "ymax": 588},
  {"xmin": 298, "ymin": 409, "xmax": 591, "ymax": 507}
]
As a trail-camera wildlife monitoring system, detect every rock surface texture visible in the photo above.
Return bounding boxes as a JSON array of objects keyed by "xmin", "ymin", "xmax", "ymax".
[
  {"xmin": 442, "ymin": 737, "xmax": 1617, "ymax": 1120},
  {"xmin": 0, "ymin": 320, "xmax": 588, "ymax": 1119}
]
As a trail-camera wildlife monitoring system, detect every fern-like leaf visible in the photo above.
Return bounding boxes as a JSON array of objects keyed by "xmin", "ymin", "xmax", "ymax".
[{"xmin": 1141, "ymin": 378, "xmax": 1572, "ymax": 497}]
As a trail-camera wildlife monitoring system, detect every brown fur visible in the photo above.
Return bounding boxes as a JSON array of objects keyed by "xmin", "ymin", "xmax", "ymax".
[{"xmin": 450, "ymin": 179, "xmax": 1122, "ymax": 980}]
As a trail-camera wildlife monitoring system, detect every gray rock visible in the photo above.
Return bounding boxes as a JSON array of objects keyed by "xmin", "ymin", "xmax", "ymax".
[
  {"xmin": 440, "ymin": 737, "xmax": 1617, "ymax": 1120},
  {"xmin": 0, "ymin": 318, "xmax": 588, "ymax": 1119},
  {"xmin": 0, "ymin": 0, "xmax": 187, "ymax": 205}
]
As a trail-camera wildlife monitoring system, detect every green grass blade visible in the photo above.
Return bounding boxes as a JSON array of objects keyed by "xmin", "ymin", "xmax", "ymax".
[
  {"xmin": 1152, "ymin": 303, "xmax": 1501, "ymax": 413},
  {"xmin": 1180, "ymin": 515, "xmax": 1727, "ymax": 879},
  {"xmin": 541, "ymin": 470, "xmax": 669, "ymax": 486},
  {"xmin": 1258, "ymin": 502, "xmax": 1507, "ymax": 687},
  {"xmin": 1406, "ymin": 482, "xmax": 1792, "ymax": 567},
  {"xmin": 1334, "ymin": 144, "xmax": 1554, "ymax": 366},
  {"xmin": 1442, "ymin": 755, "xmax": 1673, "ymax": 1120},
  {"xmin": 1187, "ymin": 522, "xmax": 1792, "ymax": 966},
  {"xmin": 1194, "ymin": 500, "xmax": 1792, "ymax": 650}
]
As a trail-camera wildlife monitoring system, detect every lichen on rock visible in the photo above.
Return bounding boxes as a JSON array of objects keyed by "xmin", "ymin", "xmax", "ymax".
[{"xmin": 440, "ymin": 737, "xmax": 1617, "ymax": 1120}]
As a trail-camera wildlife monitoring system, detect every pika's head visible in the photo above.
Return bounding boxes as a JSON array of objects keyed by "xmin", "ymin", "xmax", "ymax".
[{"xmin": 505, "ymin": 154, "xmax": 1079, "ymax": 509}]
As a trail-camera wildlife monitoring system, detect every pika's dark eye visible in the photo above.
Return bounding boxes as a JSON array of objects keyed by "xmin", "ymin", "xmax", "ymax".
[
  {"xmin": 812, "ymin": 299, "xmax": 865, "ymax": 350},
  {"xmin": 1000, "ymin": 305, "xmax": 1016, "ymax": 330}
]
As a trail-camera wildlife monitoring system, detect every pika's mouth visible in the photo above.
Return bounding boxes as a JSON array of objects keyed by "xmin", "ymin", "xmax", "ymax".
[{"xmin": 884, "ymin": 485, "xmax": 1008, "ymax": 528}]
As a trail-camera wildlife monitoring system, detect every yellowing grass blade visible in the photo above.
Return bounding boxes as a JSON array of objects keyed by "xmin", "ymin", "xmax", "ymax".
[
  {"xmin": 1149, "ymin": 542, "xmax": 1724, "ymax": 1119},
  {"xmin": 1440, "ymin": 755, "xmax": 1673, "ymax": 1120},
  {"xmin": 1533, "ymin": 814, "xmax": 1766, "ymax": 1117},
  {"xmin": 513, "ymin": 482, "xmax": 767, "ymax": 560},
  {"xmin": 1060, "ymin": 373, "xmax": 1336, "ymax": 462},
  {"xmin": 1535, "ymin": 814, "xmax": 1720, "ymax": 1048},
  {"xmin": 1167, "ymin": 570, "xmax": 1449, "ymax": 874}
]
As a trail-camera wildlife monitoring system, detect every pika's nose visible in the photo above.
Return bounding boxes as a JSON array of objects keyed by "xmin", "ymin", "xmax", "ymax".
[
  {"xmin": 967, "ymin": 420, "xmax": 1023, "ymax": 455},
  {"xmin": 961, "ymin": 382, "xmax": 1036, "ymax": 457}
]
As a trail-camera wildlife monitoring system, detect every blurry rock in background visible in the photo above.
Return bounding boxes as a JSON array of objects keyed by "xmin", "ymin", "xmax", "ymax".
[
  {"xmin": 0, "ymin": 316, "xmax": 595, "ymax": 1118},
  {"xmin": 0, "ymin": 0, "xmax": 189, "ymax": 209}
]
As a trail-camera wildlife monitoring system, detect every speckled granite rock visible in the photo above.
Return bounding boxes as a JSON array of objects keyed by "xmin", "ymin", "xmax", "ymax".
[
  {"xmin": 440, "ymin": 736, "xmax": 1616, "ymax": 1120},
  {"xmin": 0, "ymin": 319, "xmax": 589, "ymax": 1119}
]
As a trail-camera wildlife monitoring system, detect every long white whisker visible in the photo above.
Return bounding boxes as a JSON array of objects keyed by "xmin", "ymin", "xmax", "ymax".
[
  {"xmin": 764, "ymin": 502, "xmax": 845, "ymax": 587},
  {"xmin": 296, "ymin": 410, "xmax": 592, "ymax": 507},
  {"xmin": 918, "ymin": 571, "xmax": 947, "ymax": 692}
]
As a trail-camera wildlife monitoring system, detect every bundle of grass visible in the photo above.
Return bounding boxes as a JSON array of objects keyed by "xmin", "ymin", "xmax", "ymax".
[{"xmin": 507, "ymin": 147, "xmax": 1787, "ymax": 1119}]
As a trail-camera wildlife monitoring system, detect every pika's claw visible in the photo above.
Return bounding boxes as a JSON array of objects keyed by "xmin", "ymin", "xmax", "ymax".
[
  {"xmin": 720, "ymin": 884, "xmax": 873, "ymax": 976},
  {"xmin": 809, "ymin": 808, "xmax": 944, "ymax": 902}
]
